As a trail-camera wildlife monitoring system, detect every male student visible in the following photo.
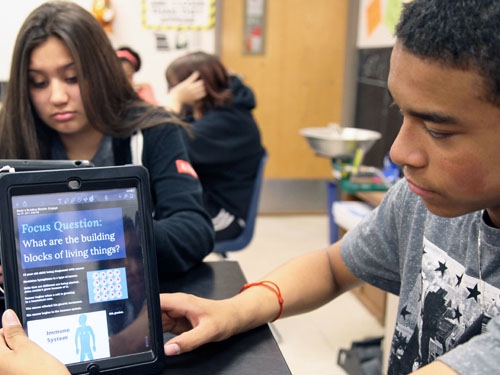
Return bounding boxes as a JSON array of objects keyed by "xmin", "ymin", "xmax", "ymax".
[{"xmin": 1, "ymin": 0, "xmax": 500, "ymax": 373}]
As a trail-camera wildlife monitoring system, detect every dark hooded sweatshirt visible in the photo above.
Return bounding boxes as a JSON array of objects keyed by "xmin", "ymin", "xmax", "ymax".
[{"xmin": 182, "ymin": 75, "xmax": 266, "ymax": 222}]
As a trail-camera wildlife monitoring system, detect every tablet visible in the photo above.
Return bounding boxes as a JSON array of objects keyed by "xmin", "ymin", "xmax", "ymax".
[
  {"xmin": 0, "ymin": 159, "xmax": 94, "ymax": 171},
  {"xmin": 0, "ymin": 165, "xmax": 165, "ymax": 375}
]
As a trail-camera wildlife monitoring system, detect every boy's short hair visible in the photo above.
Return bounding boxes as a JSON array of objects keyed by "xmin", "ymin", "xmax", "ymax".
[{"xmin": 396, "ymin": 0, "xmax": 500, "ymax": 106}]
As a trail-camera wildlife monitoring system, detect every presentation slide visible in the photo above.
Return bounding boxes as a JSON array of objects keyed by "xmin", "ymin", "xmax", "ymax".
[
  {"xmin": 17, "ymin": 208, "xmax": 126, "ymax": 269},
  {"xmin": 27, "ymin": 310, "xmax": 110, "ymax": 365}
]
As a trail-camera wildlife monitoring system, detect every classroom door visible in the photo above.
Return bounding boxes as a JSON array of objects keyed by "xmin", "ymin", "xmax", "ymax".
[{"xmin": 220, "ymin": 0, "xmax": 349, "ymax": 179}]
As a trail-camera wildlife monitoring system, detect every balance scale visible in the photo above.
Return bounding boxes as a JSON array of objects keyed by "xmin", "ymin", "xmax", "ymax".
[{"xmin": 300, "ymin": 124, "xmax": 395, "ymax": 193}]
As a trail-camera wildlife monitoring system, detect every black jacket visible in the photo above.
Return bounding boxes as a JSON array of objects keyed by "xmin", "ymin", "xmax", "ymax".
[
  {"xmin": 183, "ymin": 76, "xmax": 265, "ymax": 220},
  {"xmin": 112, "ymin": 123, "xmax": 214, "ymax": 278}
]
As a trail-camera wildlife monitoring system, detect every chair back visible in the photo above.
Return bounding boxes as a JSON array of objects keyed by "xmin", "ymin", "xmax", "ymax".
[{"xmin": 213, "ymin": 152, "xmax": 268, "ymax": 254}]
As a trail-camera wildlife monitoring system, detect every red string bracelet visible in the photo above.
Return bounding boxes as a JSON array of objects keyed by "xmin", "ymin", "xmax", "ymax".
[{"xmin": 239, "ymin": 281, "xmax": 284, "ymax": 322}]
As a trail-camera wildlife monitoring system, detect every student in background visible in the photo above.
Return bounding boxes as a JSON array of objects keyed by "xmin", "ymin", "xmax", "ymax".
[
  {"xmin": 116, "ymin": 46, "xmax": 158, "ymax": 105},
  {"xmin": 0, "ymin": 1, "xmax": 214, "ymax": 281},
  {"xmin": 165, "ymin": 52, "xmax": 265, "ymax": 241}
]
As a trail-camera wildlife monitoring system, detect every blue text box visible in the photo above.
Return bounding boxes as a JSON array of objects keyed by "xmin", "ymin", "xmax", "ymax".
[{"xmin": 18, "ymin": 208, "xmax": 126, "ymax": 269}]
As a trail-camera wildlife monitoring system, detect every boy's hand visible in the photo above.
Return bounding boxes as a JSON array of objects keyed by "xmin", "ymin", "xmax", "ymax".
[{"xmin": 161, "ymin": 293, "xmax": 240, "ymax": 356}]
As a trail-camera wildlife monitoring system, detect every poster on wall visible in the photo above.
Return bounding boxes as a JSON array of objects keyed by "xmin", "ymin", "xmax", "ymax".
[
  {"xmin": 357, "ymin": 0, "xmax": 409, "ymax": 48},
  {"xmin": 142, "ymin": 0, "xmax": 215, "ymax": 30}
]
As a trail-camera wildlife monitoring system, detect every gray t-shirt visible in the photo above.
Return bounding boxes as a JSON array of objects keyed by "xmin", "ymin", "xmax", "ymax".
[{"xmin": 341, "ymin": 179, "xmax": 500, "ymax": 374}]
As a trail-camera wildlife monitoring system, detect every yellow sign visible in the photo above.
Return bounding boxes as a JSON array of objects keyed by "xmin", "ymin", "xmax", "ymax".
[{"xmin": 142, "ymin": 0, "xmax": 215, "ymax": 31}]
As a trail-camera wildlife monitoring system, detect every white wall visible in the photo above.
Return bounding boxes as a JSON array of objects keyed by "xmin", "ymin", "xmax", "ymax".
[{"xmin": 0, "ymin": 0, "xmax": 217, "ymax": 105}]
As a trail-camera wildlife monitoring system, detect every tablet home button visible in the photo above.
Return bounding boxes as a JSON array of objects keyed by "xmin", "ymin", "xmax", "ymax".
[{"xmin": 87, "ymin": 363, "xmax": 100, "ymax": 375}]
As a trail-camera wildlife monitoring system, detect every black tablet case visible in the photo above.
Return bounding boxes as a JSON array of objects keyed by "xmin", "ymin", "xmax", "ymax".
[{"xmin": 0, "ymin": 165, "xmax": 165, "ymax": 375}]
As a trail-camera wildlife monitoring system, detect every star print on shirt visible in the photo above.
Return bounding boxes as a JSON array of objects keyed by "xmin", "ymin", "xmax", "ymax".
[
  {"xmin": 466, "ymin": 284, "xmax": 481, "ymax": 302},
  {"xmin": 435, "ymin": 261, "xmax": 448, "ymax": 277},
  {"xmin": 391, "ymin": 236, "xmax": 500, "ymax": 374},
  {"xmin": 453, "ymin": 306, "xmax": 462, "ymax": 323},
  {"xmin": 400, "ymin": 305, "xmax": 411, "ymax": 320}
]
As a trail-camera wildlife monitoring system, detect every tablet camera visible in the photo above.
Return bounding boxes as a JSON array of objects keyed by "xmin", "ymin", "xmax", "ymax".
[{"xmin": 67, "ymin": 178, "xmax": 81, "ymax": 190}]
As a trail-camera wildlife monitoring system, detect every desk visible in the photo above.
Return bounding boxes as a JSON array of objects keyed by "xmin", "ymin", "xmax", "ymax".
[
  {"xmin": 0, "ymin": 261, "xmax": 290, "ymax": 375},
  {"xmin": 159, "ymin": 261, "xmax": 291, "ymax": 375}
]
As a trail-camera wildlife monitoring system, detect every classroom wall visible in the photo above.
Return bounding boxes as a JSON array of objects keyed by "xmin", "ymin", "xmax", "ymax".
[{"xmin": 0, "ymin": 0, "xmax": 217, "ymax": 105}]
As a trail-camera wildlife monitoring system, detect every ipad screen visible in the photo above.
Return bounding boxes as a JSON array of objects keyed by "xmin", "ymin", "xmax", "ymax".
[{"xmin": 10, "ymin": 186, "xmax": 153, "ymax": 366}]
